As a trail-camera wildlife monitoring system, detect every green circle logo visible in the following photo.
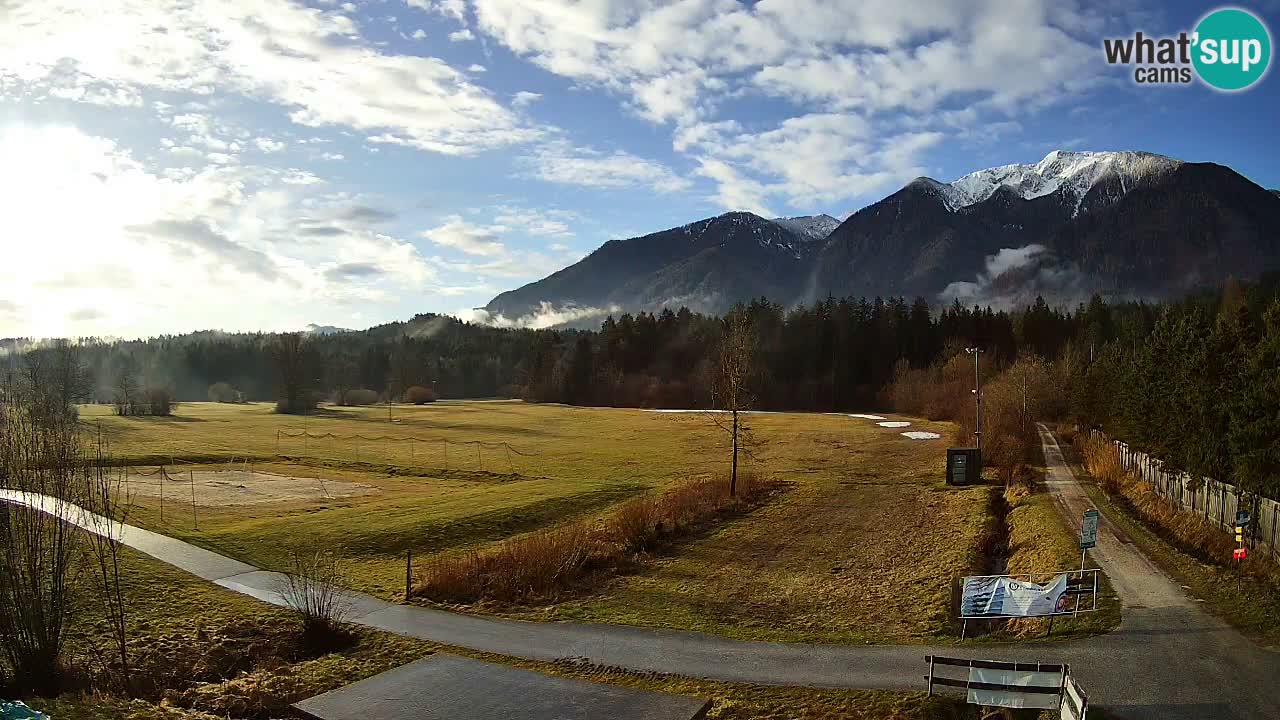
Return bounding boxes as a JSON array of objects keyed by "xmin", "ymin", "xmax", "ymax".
[{"xmin": 1192, "ymin": 8, "xmax": 1272, "ymax": 91}]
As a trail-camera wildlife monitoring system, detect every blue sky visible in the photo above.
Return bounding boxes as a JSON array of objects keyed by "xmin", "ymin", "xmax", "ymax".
[{"xmin": 1, "ymin": 0, "xmax": 1277, "ymax": 338}]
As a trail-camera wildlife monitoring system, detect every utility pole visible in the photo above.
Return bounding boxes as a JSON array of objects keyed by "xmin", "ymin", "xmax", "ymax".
[{"xmin": 965, "ymin": 347, "xmax": 984, "ymax": 452}]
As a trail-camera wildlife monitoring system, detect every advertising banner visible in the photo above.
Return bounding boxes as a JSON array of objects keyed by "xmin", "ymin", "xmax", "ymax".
[{"xmin": 960, "ymin": 573, "xmax": 1071, "ymax": 618}]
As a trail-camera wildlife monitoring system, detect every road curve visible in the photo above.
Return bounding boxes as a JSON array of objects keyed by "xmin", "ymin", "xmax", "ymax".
[{"xmin": 3, "ymin": 427, "xmax": 1277, "ymax": 718}]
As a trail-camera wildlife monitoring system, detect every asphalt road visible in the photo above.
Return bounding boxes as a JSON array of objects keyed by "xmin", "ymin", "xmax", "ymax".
[{"xmin": 3, "ymin": 426, "xmax": 1277, "ymax": 718}]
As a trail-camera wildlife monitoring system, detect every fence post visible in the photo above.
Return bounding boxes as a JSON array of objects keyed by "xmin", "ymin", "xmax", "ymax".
[
  {"xmin": 1264, "ymin": 502, "xmax": 1274, "ymax": 558},
  {"xmin": 405, "ymin": 549, "xmax": 413, "ymax": 600},
  {"xmin": 926, "ymin": 656, "xmax": 935, "ymax": 696},
  {"xmin": 189, "ymin": 469, "xmax": 198, "ymax": 530},
  {"xmin": 1220, "ymin": 486, "xmax": 1226, "ymax": 529}
]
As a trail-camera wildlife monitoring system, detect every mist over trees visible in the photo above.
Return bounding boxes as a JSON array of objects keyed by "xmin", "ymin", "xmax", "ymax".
[{"xmin": 2, "ymin": 275, "xmax": 1277, "ymax": 499}]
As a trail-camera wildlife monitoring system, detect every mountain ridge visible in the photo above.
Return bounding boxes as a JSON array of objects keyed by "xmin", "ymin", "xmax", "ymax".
[{"xmin": 483, "ymin": 150, "xmax": 1280, "ymax": 325}]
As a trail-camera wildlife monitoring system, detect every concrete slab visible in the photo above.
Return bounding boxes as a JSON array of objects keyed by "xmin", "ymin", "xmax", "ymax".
[{"xmin": 293, "ymin": 654, "xmax": 710, "ymax": 720}]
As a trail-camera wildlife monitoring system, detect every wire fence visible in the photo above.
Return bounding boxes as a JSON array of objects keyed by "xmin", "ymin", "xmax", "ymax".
[{"xmin": 112, "ymin": 454, "xmax": 342, "ymax": 528}]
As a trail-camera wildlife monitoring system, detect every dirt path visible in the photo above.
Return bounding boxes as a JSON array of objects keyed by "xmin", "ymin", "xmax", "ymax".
[
  {"xmin": 1037, "ymin": 425, "xmax": 1191, "ymax": 610},
  {"xmin": 1035, "ymin": 423, "xmax": 1280, "ymax": 719}
]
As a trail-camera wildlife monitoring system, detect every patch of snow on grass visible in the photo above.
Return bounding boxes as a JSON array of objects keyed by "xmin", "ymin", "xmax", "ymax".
[
  {"xmin": 847, "ymin": 414, "xmax": 887, "ymax": 420},
  {"xmin": 901, "ymin": 431, "xmax": 941, "ymax": 440},
  {"xmin": 877, "ymin": 421, "xmax": 911, "ymax": 428}
]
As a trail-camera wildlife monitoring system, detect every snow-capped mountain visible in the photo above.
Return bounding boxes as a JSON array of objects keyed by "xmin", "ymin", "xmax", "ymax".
[
  {"xmin": 934, "ymin": 150, "xmax": 1183, "ymax": 216},
  {"xmin": 485, "ymin": 150, "xmax": 1280, "ymax": 324},
  {"xmin": 770, "ymin": 214, "xmax": 841, "ymax": 242}
]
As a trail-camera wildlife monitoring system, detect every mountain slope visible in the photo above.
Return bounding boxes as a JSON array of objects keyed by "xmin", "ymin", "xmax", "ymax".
[
  {"xmin": 814, "ymin": 151, "xmax": 1280, "ymax": 307},
  {"xmin": 484, "ymin": 212, "xmax": 812, "ymax": 321},
  {"xmin": 483, "ymin": 151, "xmax": 1280, "ymax": 322},
  {"xmin": 771, "ymin": 214, "xmax": 840, "ymax": 242}
]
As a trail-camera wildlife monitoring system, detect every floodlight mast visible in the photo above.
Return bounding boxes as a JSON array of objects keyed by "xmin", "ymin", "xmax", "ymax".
[{"xmin": 965, "ymin": 347, "xmax": 984, "ymax": 451}]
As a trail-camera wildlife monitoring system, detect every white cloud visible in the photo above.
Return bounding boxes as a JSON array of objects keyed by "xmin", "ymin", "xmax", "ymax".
[
  {"xmin": 683, "ymin": 114, "xmax": 942, "ymax": 211},
  {"xmin": 473, "ymin": 0, "xmax": 1100, "ymax": 119},
  {"xmin": 0, "ymin": 124, "xmax": 436, "ymax": 338},
  {"xmin": 694, "ymin": 158, "xmax": 772, "ymax": 216},
  {"xmin": 421, "ymin": 216, "xmax": 507, "ymax": 256},
  {"xmin": 0, "ymin": 0, "xmax": 538, "ymax": 155},
  {"xmin": 407, "ymin": 0, "xmax": 466, "ymax": 24},
  {"xmin": 254, "ymin": 137, "xmax": 286, "ymax": 153},
  {"xmin": 411, "ymin": 28, "xmax": 427, "ymax": 40},
  {"xmin": 320, "ymin": 152, "xmax": 346, "ymax": 161},
  {"xmin": 449, "ymin": 28, "xmax": 475, "ymax": 42},
  {"xmin": 468, "ymin": 64, "xmax": 487, "ymax": 72},
  {"xmin": 471, "ymin": 0, "xmax": 1109, "ymax": 211},
  {"xmin": 464, "ymin": 302, "xmax": 619, "ymax": 329},
  {"xmin": 521, "ymin": 140, "xmax": 690, "ymax": 193},
  {"xmin": 512, "ymin": 91, "xmax": 542, "ymax": 108},
  {"xmin": 492, "ymin": 206, "xmax": 576, "ymax": 238}
]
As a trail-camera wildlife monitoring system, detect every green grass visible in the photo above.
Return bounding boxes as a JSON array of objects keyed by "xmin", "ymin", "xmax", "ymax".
[
  {"xmin": 30, "ymin": 548, "xmax": 986, "ymax": 720},
  {"xmin": 82, "ymin": 402, "xmax": 992, "ymax": 642},
  {"xmin": 500, "ymin": 417, "xmax": 995, "ymax": 644}
]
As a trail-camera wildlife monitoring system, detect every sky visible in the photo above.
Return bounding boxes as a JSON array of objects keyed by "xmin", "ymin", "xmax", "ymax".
[{"xmin": 1, "ymin": 0, "xmax": 1278, "ymax": 339}]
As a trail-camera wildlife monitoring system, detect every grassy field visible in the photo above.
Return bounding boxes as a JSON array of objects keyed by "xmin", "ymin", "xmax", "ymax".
[
  {"xmin": 31, "ymin": 547, "xmax": 985, "ymax": 720},
  {"xmin": 13, "ymin": 404, "xmax": 1131, "ymax": 718},
  {"xmin": 84, "ymin": 402, "xmax": 1008, "ymax": 642},
  {"xmin": 514, "ymin": 417, "xmax": 993, "ymax": 644}
]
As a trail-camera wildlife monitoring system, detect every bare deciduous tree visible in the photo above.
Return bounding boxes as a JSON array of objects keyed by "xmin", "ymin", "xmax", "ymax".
[
  {"xmin": 81, "ymin": 423, "xmax": 132, "ymax": 692},
  {"xmin": 0, "ymin": 377, "xmax": 86, "ymax": 694},
  {"xmin": 709, "ymin": 309, "xmax": 756, "ymax": 497}
]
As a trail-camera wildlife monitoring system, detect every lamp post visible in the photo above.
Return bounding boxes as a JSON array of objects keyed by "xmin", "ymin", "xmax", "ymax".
[{"xmin": 965, "ymin": 347, "xmax": 984, "ymax": 452}]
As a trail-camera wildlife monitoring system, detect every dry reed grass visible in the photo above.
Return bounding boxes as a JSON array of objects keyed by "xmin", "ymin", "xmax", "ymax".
[
  {"xmin": 1077, "ymin": 435, "xmax": 1239, "ymax": 564},
  {"xmin": 415, "ymin": 472, "xmax": 770, "ymax": 603}
]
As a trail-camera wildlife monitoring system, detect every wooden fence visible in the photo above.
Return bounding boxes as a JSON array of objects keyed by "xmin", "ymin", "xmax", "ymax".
[{"xmin": 1090, "ymin": 429, "xmax": 1280, "ymax": 560}]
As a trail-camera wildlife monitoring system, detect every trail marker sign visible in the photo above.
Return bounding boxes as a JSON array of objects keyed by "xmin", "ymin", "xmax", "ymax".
[
  {"xmin": 1080, "ymin": 510, "xmax": 1100, "ymax": 550},
  {"xmin": 1236, "ymin": 510, "xmax": 1251, "ymax": 528},
  {"xmin": 1234, "ymin": 547, "xmax": 1247, "ymax": 560}
]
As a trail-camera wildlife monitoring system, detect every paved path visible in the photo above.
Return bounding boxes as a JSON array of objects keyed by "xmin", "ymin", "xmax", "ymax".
[
  {"xmin": 294, "ymin": 653, "xmax": 710, "ymax": 720},
  {"xmin": 4, "ymin": 428, "xmax": 1279, "ymax": 718}
]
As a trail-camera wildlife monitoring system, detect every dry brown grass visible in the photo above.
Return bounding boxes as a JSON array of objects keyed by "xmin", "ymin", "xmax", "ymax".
[
  {"xmin": 415, "ymin": 473, "xmax": 771, "ymax": 604},
  {"xmin": 1076, "ymin": 435, "xmax": 1239, "ymax": 564}
]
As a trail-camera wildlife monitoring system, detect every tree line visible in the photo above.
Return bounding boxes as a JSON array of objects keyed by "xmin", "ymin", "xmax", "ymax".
[
  {"xmin": 5, "ymin": 277, "xmax": 1278, "ymax": 499},
  {"xmin": 6, "ymin": 298, "xmax": 1023, "ymax": 412}
]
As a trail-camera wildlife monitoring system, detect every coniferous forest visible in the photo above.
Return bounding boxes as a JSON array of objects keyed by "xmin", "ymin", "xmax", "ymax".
[{"xmin": 6, "ymin": 277, "xmax": 1279, "ymax": 496}]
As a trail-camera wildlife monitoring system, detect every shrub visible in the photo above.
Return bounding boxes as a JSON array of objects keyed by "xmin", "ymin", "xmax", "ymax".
[
  {"xmin": 404, "ymin": 385, "xmax": 436, "ymax": 404},
  {"xmin": 276, "ymin": 549, "xmax": 355, "ymax": 653},
  {"xmin": 207, "ymin": 382, "xmax": 241, "ymax": 403},
  {"xmin": 343, "ymin": 388, "xmax": 379, "ymax": 406},
  {"xmin": 608, "ymin": 495, "xmax": 663, "ymax": 553},
  {"xmin": 144, "ymin": 388, "xmax": 174, "ymax": 416},
  {"xmin": 415, "ymin": 471, "xmax": 772, "ymax": 604}
]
